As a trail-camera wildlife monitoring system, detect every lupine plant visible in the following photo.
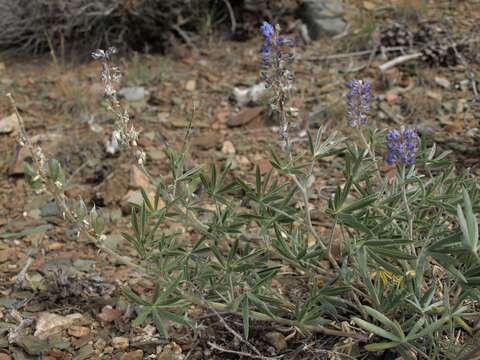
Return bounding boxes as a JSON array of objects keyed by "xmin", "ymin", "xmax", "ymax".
[{"xmin": 9, "ymin": 21, "xmax": 480, "ymax": 359}]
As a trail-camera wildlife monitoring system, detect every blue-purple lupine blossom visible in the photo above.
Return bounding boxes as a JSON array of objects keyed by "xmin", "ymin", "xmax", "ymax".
[
  {"xmin": 260, "ymin": 21, "xmax": 274, "ymax": 41},
  {"xmin": 385, "ymin": 128, "xmax": 418, "ymax": 165},
  {"xmin": 346, "ymin": 80, "xmax": 372, "ymax": 127},
  {"xmin": 260, "ymin": 21, "xmax": 295, "ymax": 76},
  {"xmin": 259, "ymin": 21, "xmax": 296, "ymax": 144}
]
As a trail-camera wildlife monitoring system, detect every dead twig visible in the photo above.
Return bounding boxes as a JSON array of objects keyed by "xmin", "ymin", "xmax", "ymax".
[
  {"xmin": 7, "ymin": 310, "xmax": 34, "ymax": 344},
  {"xmin": 222, "ymin": 0, "xmax": 236, "ymax": 34},
  {"xmin": 378, "ymin": 52, "xmax": 423, "ymax": 72},
  {"xmin": 209, "ymin": 305, "xmax": 263, "ymax": 357},
  {"xmin": 170, "ymin": 24, "xmax": 198, "ymax": 51},
  {"xmin": 308, "ymin": 46, "xmax": 405, "ymax": 62},
  {"xmin": 450, "ymin": 38, "xmax": 480, "ymax": 103},
  {"xmin": 15, "ymin": 256, "xmax": 33, "ymax": 288}
]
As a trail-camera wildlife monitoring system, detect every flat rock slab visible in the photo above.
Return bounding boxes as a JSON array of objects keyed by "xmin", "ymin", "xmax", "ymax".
[{"xmin": 227, "ymin": 106, "xmax": 264, "ymax": 127}]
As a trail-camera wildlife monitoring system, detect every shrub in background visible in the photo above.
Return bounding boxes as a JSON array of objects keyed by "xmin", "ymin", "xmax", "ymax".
[
  {"xmin": 8, "ymin": 21, "xmax": 480, "ymax": 360},
  {"xmin": 0, "ymin": 0, "xmax": 295, "ymax": 56}
]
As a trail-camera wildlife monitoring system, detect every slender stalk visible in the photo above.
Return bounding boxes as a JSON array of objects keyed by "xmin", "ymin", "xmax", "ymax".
[
  {"xmin": 401, "ymin": 165, "xmax": 416, "ymax": 256},
  {"xmin": 290, "ymin": 174, "xmax": 341, "ymax": 272},
  {"xmin": 7, "ymin": 94, "xmax": 151, "ymax": 277},
  {"xmin": 357, "ymin": 128, "xmax": 382, "ymax": 183},
  {"xmin": 185, "ymin": 295, "xmax": 364, "ymax": 339}
]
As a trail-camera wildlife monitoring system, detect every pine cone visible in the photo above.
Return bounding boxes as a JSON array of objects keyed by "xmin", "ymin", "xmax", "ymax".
[
  {"xmin": 414, "ymin": 23, "xmax": 435, "ymax": 44},
  {"xmin": 421, "ymin": 40, "xmax": 463, "ymax": 67},
  {"xmin": 380, "ymin": 23, "xmax": 413, "ymax": 48}
]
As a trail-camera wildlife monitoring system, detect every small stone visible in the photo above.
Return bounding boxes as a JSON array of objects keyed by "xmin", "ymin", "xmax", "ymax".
[
  {"xmin": 221, "ymin": 140, "xmax": 235, "ymax": 155},
  {"xmin": 122, "ymin": 189, "xmax": 144, "ymax": 209},
  {"xmin": 129, "ymin": 166, "xmax": 153, "ymax": 191},
  {"xmin": 232, "ymin": 83, "xmax": 268, "ymax": 107},
  {"xmin": 169, "ymin": 117, "xmax": 190, "ymax": 128},
  {"xmin": 48, "ymin": 348, "xmax": 65, "ymax": 358},
  {"xmin": 227, "ymin": 107, "xmax": 264, "ymax": 127},
  {"xmin": 435, "ymin": 77, "xmax": 451, "ymax": 89},
  {"xmin": 16, "ymin": 335, "xmax": 50, "ymax": 355},
  {"xmin": 74, "ymin": 344, "xmax": 95, "ymax": 360},
  {"xmin": 67, "ymin": 326, "xmax": 90, "ymax": 338},
  {"xmin": 192, "ymin": 131, "xmax": 220, "ymax": 150},
  {"xmin": 112, "ymin": 337, "xmax": 129, "ymax": 350},
  {"xmin": 456, "ymin": 99, "xmax": 466, "ymax": 113},
  {"xmin": 158, "ymin": 342, "xmax": 184, "ymax": 360},
  {"xmin": 147, "ymin": 148, "xmax": 166, "ymax": 161},
  {"xmin": 35, "ymin": 312, "xmax": 86, "ymax": 340},
  {"xmin": 363, "ymin": 1, "xmax": 376, "ymax": 10},
  {"xmin": 120, "ymin": 350, "xmax": 143, "ymax": 360},
  {"xmin": 385, "ymin": 91, "xmax": 399, "ymax": 104},
  {"xmin": 235, "ymin": 155, "xmax": 251, "ymax": 168},
  {"xmin": 459, "ymin": 79, "xmax": 470, "ymax": 91},
  {"xmin": 71, "ymin": 335, "xmax": 91, "ymax": 350},
  {"xmin": 442, "ymin": 101, "xmax": 455, "ymax": 113},
  {"xmin": 0, "ymin": 355, "xmax": 11, "ymax": 360},
  {"xmin": 264, "ymin": 331, "xmax": 287, "ymax": 352},
  {"xmin": 40, "ymin": 202, "xmax": 60, "ymax": 218},
  {"xmin": 94, "ymin": 337, "xmax": 107, "ymax": 351},
  {"xmin": 0, "ymin": 114, "xmax": 19, "ymax": 135},
  {"xmin": 426, "ymin": 90, "xmax": 443, "ymax": 102},
  {"xmin": 98, "ymin": 306, "xmax": 122, "ymax": 323},
  {"xmin": 118, "ymin": 87, "xmax": 146, "ymax": 102},
  {"xmin": 185, "ymin": 79, "xmax": 197, "ymax": 92}
]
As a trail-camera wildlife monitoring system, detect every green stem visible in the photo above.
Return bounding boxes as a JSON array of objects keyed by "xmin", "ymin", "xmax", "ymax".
[
  {"xmin": 290, "ymin": 174, "xmax": 341, "ymax": 272},
  {"xmin": 401, "ymin": 165, "xmax": 416, "ymax": 256}
]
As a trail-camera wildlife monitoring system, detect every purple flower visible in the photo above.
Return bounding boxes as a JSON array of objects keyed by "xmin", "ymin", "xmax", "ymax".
[
  {"xmin": 386, "ymin": 128, "xmax": 418, "ymax": 165},
  {"xmin": 346, "ymin": 80, "xmax": 371, "ymax": 127},
  {"xmin": 260, "ymin": 21, "xmax": 274, "ymax": 41},
  {"xmin": 259, "ymin": 21, "xmax": 295, "ymax": 77}
]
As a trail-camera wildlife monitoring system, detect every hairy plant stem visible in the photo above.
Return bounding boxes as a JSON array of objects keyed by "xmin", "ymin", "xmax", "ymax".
[
  {"xmin": 290, "ymin": 174, "xmax": 341, "ymax": 272},
  {"xmin": 7, "ymin": 94, "xmax": 150, "ymax": 276},
  {"xmin": 401, "ymin": 165, "xmax": 416, "ymax": 256},
  {"xmin": 357, "ymin": 128, "xmax": 382, "ymax": 184}
]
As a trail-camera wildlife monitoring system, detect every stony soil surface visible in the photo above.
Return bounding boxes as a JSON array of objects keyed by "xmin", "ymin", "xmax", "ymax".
[{"xmin": 0, "ymin": 0, "xmax": 479, "ymax": 359}]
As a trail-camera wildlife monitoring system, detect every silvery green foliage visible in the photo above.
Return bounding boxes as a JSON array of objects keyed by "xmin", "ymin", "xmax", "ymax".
[
  {"xmin": 122, "ymin": 124, "xmax": 480, "ymax": 358},
  {"xmin": 114, "ymin": 34, "xmax": 480, "ymax": 356},
  {"xmin": 18, "ymin": 32, "xmax": 480, "ymax": 359}
]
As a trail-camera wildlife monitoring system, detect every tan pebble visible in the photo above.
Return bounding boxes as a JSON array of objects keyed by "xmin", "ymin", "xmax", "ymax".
[
  {"xmin": 68, "ymin": 326, "xmax": 90, "ymax": 338},
  {"xmin": 112, "ymin": 336, "xmax": 129, "ymax": 350},
  {"xmin": 222, "ymin": 140, "xmax": 236, "ymax": 155},
  {"xmin": 120, "ymin": 350, "xmax": 143, "ymax": 360}
]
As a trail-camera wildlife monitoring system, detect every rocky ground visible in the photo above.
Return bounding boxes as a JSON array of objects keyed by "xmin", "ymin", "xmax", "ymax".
[{"xmin": 0, "ymin": 0, "xmax": 479, "ymax": 359}]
